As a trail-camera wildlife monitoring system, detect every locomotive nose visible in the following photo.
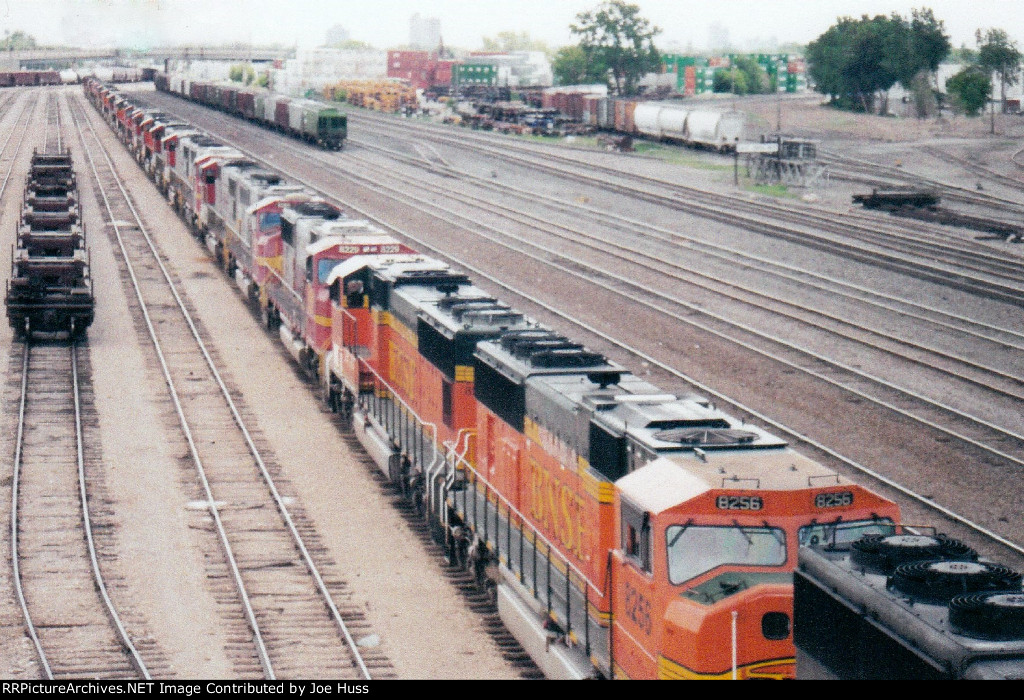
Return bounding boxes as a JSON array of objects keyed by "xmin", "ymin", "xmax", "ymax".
[{"xmin": 660, "ymin": 579, "xmax": 795, "ymax": 679}]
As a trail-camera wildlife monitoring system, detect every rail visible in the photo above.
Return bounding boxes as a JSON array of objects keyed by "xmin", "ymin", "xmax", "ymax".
[{"xmin": 75, "ymin": 93, "xmax": 374, "ymax": 679}]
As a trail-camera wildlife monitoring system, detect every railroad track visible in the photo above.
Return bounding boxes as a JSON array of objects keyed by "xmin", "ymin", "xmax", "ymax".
[
  {"xmin": 6, "ymin": 91, "xmax": 152, "ymax": 680},
  {"xmin": 355, "ymin": 115, "xmax": 1024, "ymax": 292},
  {"xmin": 820, "ymin": 148, "xmax": 1024, "ymax": 214},
  {"xmin": 919, "ymin": 145, "xmax": 1024, "ymax": 193},
  {"xmin": 8, "ymin": 340, "xmax": 151, "ymax": 679},
  {"xmin": 130, "ymin": 94, "xmax": 1024, "ymax": 565},
  {"xmin": 68, "ymin": 92, "xmax": 391, "ymax": 680}
]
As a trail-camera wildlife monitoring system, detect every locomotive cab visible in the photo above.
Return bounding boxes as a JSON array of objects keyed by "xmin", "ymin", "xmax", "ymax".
[{"xmin": 611, "ymin": 451, "xmax": 900, "ymax": 680}]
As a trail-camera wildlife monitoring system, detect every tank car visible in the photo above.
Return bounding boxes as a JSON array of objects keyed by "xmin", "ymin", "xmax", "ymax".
[
  {"xmin": 796, "ymin": 529, "xmax": 1024, "ymax": 679},
  {"xmin": 5, "ymin": 150, "xmax": 94, "ymax": 337}
]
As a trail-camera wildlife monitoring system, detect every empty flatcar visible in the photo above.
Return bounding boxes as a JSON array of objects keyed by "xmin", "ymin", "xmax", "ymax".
[{"xmin": 5, "ymin": 149, "xmax": 94, "ymax": 337}]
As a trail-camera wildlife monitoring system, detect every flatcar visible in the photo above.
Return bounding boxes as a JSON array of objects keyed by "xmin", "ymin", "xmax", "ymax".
[
  {"xmin": 154, "ymin": 72, "xmax": 347, "ymax": 150},
  {"xmin": 852, "ymin": 187, "xmax": 941, "ymax": 210},
  {"xmin": 86, "ymin": 78, "xmax": 910, "ymax": 679},
  {"xmin": 796, "ymin": 528, "xmax": 1024, "ymax": 679},
  {"xmin": 5, "ymin": 149, "xmax": 93, "ymax": 336}
]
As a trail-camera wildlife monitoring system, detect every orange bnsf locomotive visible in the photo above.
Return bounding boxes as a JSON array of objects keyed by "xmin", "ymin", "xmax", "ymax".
[
  {"xmin": 324, "ymin": 255, "xmax": 899, "ymax": 679},
  {"xmin": 86, "ymin": 78, "xmax": 902, "ymax": 679}
]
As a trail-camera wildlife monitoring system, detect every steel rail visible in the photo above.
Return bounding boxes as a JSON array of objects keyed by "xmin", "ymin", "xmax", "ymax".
[
  {"xmin": 69, "ymin": 94, "xmax": 278, "ymax": 680},
  {"xmin": 8, "ymin": 93, "xmax": 59, "ymax": 681},
  {"xmin": 347, "ymin": 111, "xmax": 1024, "ymax": 274},
  {"xmin": 160, "ymin": 104, "xmax": 1024, "ymax": 559},
  {"xmin": 341, "ymin": 135, "xmax": 1024, "ymax": 354},
  {"xmin": 143, "ymin": 94, "xmax": 1024, "ymax": 357},
  {"xmin": 73, "ymin": 93, "xmax": 373, "ymax": 680},
  {"xmin": 335, "ymin": 147, "xmax": 1024, "ymax": 404},
  {"xmin": 72, "ymin": 342, "xmax": 151, "ymax": 678},
  {"xmin": 348, "ymin": 131, "xmax": 1024, "ymax": 288},
  {"xmin": 195, "ymin": 120, "xmax": 1024, "ymax": 471},
  {"xmin": 11, "ymin": 340, "xmax": 52, "ymax": 679}
]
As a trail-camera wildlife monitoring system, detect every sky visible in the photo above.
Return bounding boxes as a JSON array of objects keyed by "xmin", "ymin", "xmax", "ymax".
[{"xmin": 0, "ymin": 0, "xmax": 1021, "ymax": 52}]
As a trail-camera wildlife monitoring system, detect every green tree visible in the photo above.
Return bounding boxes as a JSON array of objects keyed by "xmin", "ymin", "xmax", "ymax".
[
  {"xmin": 975, "ymin": 28, "xmax": 1022, "ymax": 112},
  {"xmin": 910, "ymin": 8, "xmax": 951, "ymax": 75},
  {"xmin": 807, "ymin": 10, "xmax": 950, "ymax": 113},
  {"xmin": 713, "ymin": 56, "xmax": 770, "ymax": 95},
  {"xmin": 229, "ymin": 64, "xmax": 255, "ymax": 84},
  {"xmin": 552, "ymin": 45, "xmax": 597, "ymax": 85},
  {"xmin": 570, "ymin": 0, "xmax": 661, "ymax": 96},
  {"xmin": 0, "ymin": 30, "xmax": 37, "ymax": 50},
  {"xmin": 946, "ymin": 66, "xmax": 991, "ymax": 115},
  {"xmin": 481, "ymin": 31, "xmax": 548, "ymax": 54}
]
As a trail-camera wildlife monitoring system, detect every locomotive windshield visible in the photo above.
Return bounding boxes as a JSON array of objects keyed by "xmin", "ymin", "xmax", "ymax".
[
  {"xmin": 666, "ymin": 524, "xmax": 786, "ymax": 585},
  {"xmin": 318, "ymin": 258, "xmax": 341, "ymax": 283},
  {"xmin": 258, "ymin": 211, "xmax": 281, "ymax": 231}
]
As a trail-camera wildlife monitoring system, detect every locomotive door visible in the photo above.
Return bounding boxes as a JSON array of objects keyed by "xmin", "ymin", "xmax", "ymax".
[{"xmin": 611, "ymin": 503, "xmax": 659, "ymax": 679}]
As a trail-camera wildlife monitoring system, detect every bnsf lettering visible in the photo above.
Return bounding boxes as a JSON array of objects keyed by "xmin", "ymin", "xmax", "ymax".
[
  {"xmin": 529, "ymin": 460, "xmax": 586, "ymax": 560},
  {"xmin": 387, "ymin": 340, "xmax": 416, "ymax": 399},
  {"xmin": 624, "ymin": 582, "xmax": 653, "ymax": 635},
  {"xmin": 716, "ymin": 495, "xmax": 764, "ymax": 511}
]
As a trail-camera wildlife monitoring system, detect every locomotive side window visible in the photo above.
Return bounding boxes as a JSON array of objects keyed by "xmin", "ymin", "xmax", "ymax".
[
  {"xmin": 666, "ymin": 524, "xmax": 786, "ymax": 585},
  {"xmin": 621, "ymin": 501, "xmax": 652, "ymax": 573},
  {"xmin": 798, "ymin": 518, "xmax": 895, "ymax": 548}
]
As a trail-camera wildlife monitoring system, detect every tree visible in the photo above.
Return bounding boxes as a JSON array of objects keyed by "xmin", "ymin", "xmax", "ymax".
[
  {"xmin": 807, "ymin": 10, "xmax": 950, "ymax": 114},
  {"xmin": 326, "ymin": 39, "xmax": 375, "ymax": 51},
  {"xmin": 229, "ymin": 64, "xmax": 255, "ymax": 84},
  {"xmin": 946, "ymin": 67, "xmax": 991, "ymax": 115},
  {"xmin": 552, "ymin": 45, "xmax": 599, "ymax": 86},
  {"xmin": 481, "ymin": 31, "xmax": 548, "ymax": 54},
  {"xmin": 570, "ymin": 1, "xmax": 661, "ymax": 96},
  {"xmin": 1, "ymin": 30, "xmax": 37, "ymax": 51},
  {"xmin": 976, "ymin": 28, "xmax": 1022, "ymax": 112},
  {"xmin": 713, "ymin": 56, "xmax": 770, "ymax": 95},
  {"xmin": 910, "ymin": 8, "xmax": 951, "ymax": 75}
]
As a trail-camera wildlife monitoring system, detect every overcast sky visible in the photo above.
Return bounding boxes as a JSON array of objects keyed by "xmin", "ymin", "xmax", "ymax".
[{"xmin": 0, "ymin": 1, "xmax": 1020, "ymax": 52}]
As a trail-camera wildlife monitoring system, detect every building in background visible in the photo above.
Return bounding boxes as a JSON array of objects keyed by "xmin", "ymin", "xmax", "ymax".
[
  {"xmin": 410, "ymin": 14, "xmax": 441, "ymax": 51},
  {"xmin": 272, "ymin": 47, "xmax": 387, "ymax": 96},
  {"xmin": 457, "ymin": 52, "xmax": 553, "ymax": 88},
  {"xmin": 324, "ymin": 24, "xmax": 350, "ymax": 46}
]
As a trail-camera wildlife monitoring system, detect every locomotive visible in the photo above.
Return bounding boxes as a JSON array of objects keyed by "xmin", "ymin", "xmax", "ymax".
[
  {"xmin": 86, "ymin": 78, "xmax": 909, "ymax": 679},
  {"xmin": 5, "ymin": 149, "xmax": 94, "ymax": 337},
  {"xmin": 154, "ymin": 71, "xmax": 347, "ymax": 151},
  {"xmin": 796, "ymin": 528, "xmax": 1024, "ymax": 679}
]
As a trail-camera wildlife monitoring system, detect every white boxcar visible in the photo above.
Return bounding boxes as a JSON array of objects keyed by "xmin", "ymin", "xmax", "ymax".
[{"xmin": 685, "ymin": 110, "xmax": 745, "ymax": 152}]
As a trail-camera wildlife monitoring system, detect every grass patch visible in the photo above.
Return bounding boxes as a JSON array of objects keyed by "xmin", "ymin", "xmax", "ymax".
[{"xmin": 744, "ymin": 183, "xmax": 799, "ymax": 198}]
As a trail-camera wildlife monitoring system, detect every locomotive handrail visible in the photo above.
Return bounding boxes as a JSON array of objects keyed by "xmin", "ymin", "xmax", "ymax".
[
  {"xmin": 446, "ymin": 445, "xmax": 605, "ymax": 601},
  {"xmin": 354, "ymin": 356, "xmax": 439, "ymax": 468}
]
